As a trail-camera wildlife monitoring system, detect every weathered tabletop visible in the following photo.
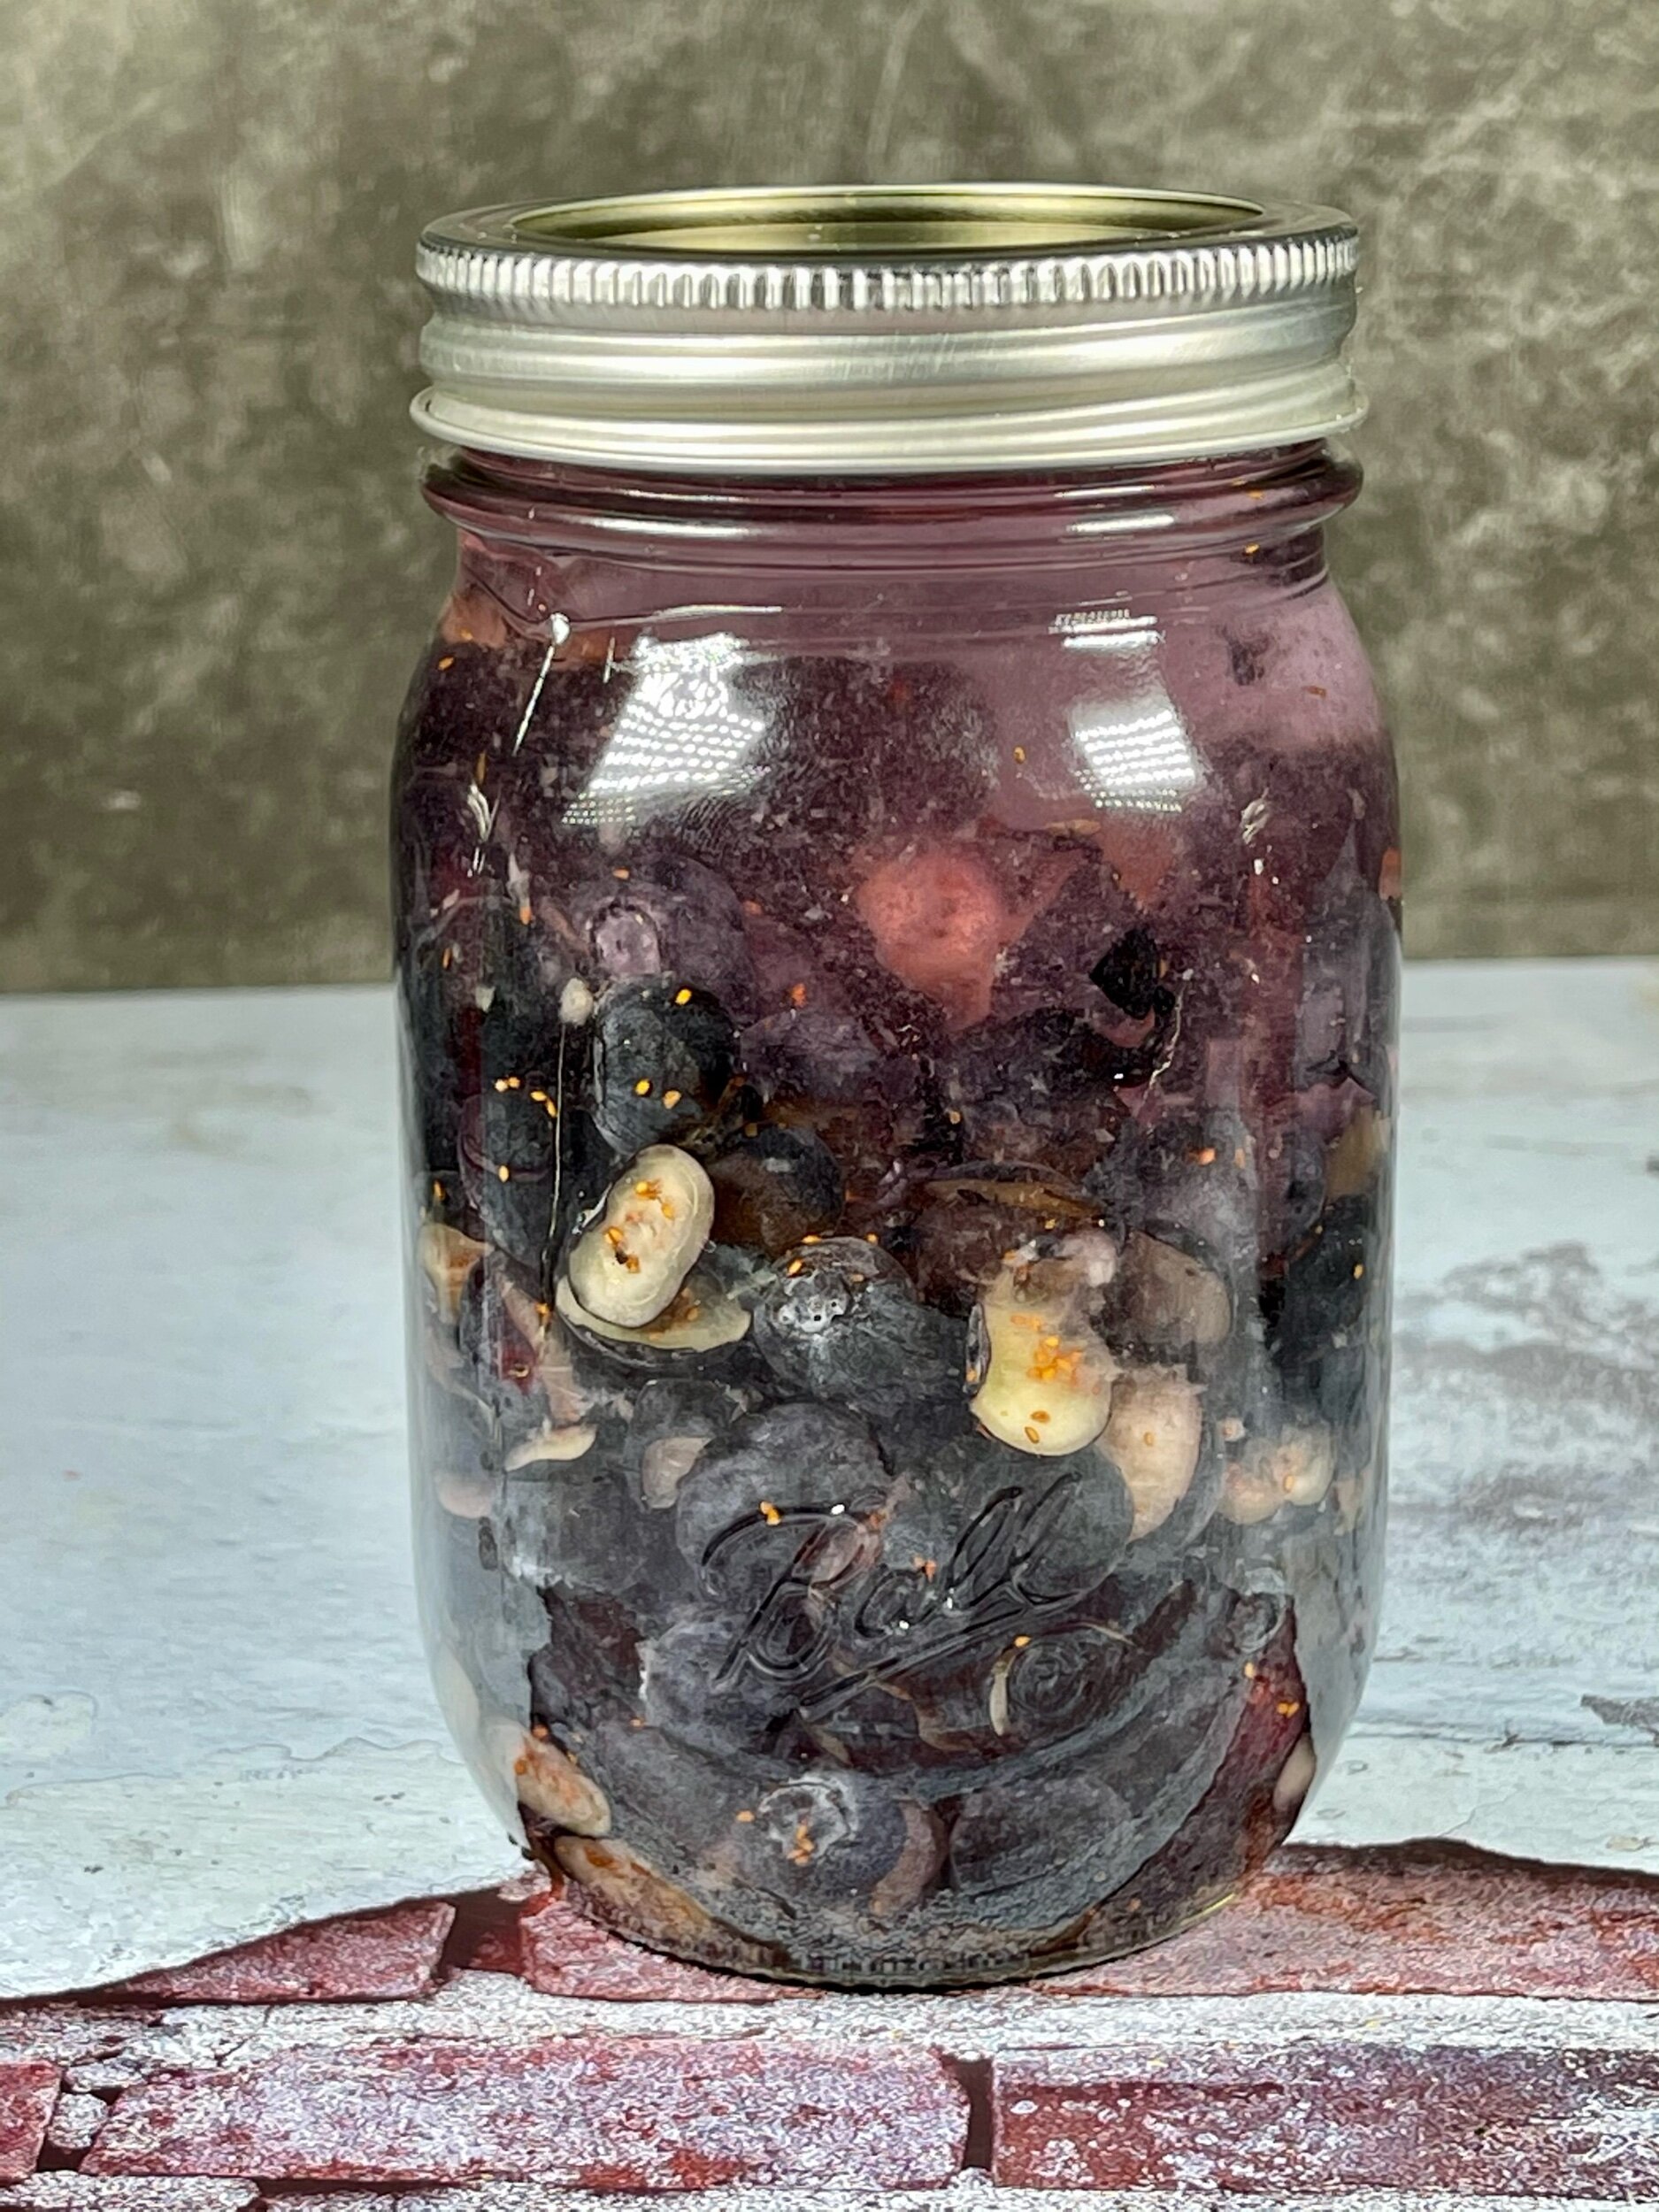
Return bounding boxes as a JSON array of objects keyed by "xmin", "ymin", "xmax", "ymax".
[{"xmin": 2, "ymin": 960, "xmax": 1657, "ymax": 2002}]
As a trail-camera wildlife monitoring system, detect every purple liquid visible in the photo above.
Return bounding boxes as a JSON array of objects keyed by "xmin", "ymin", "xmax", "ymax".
[{"xmin": 395, "ymin": 445, "xmax": 1398, "ymax": 1986}]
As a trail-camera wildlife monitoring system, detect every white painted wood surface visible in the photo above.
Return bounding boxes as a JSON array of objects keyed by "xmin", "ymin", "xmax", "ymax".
[{"xmin": 1, "ymin": 961, "xmax": 1655, "ymax": 1998}]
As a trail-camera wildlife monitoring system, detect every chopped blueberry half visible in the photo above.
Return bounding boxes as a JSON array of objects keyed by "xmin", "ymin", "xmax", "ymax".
[
  {"xmin": 969, "ymin": 1233, "xmax": 1118, "ymax": 1455},
  {"xmin": 565, "ymin": 1146, "xmax": 715, "ymax": 1328},
  {"xmin": 555, "ymin": 1265, "xmax": 753, "ymax": 1371}
]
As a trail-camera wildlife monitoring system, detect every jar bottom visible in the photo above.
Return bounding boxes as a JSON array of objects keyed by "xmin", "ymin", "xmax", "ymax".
[
  {"xmin": 514, "ymin": 1670, "xmax": 1310, "ymax": 1991},
  {"xmin": 521, "ymin": 1813, "xmax": 1289, "ymax": 1992}
]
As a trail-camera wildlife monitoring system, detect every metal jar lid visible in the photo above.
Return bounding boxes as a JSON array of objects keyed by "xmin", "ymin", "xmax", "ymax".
[{"xmin": 412, "ymin": 182, "xmax": 1363, "ymax": 476}]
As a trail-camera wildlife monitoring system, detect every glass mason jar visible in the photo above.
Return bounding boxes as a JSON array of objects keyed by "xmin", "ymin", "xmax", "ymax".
[{"xmin": 396, "ymin": 187, "xmax": 1398, "ymax": 1988}]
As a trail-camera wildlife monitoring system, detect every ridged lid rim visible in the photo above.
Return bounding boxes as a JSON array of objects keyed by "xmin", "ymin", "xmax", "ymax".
[{"xmin": 411, "ymin": 182, "xmax": 1364, "ymax": 474}]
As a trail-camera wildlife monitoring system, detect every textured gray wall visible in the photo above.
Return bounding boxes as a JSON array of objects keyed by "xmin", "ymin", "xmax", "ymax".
[{"xmin": 2, "ymin": 0, "xmax": 1655, "ymax": 988}]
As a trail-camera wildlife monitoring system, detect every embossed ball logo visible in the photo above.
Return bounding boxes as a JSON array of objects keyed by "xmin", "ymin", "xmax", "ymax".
[{"xmin": 701, "ymin": 1467, "xmax": 1124, "ymax": 1736}]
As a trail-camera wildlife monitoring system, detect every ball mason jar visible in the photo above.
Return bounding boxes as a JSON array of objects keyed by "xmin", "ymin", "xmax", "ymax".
[{"xmin": 396, "ymin": 186, "xmax": 1398, "ymax": 1988}]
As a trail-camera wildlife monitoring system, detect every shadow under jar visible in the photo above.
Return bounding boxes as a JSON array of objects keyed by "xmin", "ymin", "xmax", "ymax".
[{"xmin": 396, "ymin": 185, "xmax": 1399, "ymax": 1988}]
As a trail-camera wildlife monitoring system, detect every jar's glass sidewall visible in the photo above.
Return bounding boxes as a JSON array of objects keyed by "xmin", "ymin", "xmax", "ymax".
[{"xmin": 393, "ymin": 453, "xmax": 1397, "ymax": 1987}]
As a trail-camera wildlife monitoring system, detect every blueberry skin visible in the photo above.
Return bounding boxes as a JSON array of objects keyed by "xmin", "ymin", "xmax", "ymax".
[
  {"xmin": 751, "ymin": 1238, "xmax": 968, "ymax": 1421},
  {"xmin": 592, "ymin": 977, "xmax": 738, "ymax": 1153},
  {"xmin": 640, "ymin": 1615, "xmax": 803, "ymax": 1759},
  {"xmin": 727, "ymin": 1768, "xmax": 917, "ymax": 1907},
  {"xmin": 457, "ymin": 1086, "xmax": 559, "ymax": 1271},
  {"xmin": 883, "ymin": 1432, "xmax": 1135, "ymax": 1618},
  {"xmin": 572, "ymin": 849, "xmax": 759, "ymax": 1018},
  {"xmin": 674, "ymin": 1399, "xmax": 892, "ymax": 1601}
]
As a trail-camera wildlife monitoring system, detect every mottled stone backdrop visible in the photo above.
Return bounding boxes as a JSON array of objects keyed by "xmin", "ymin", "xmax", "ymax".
[{"xmin": 2, "ymin": 0, "xmax": 1654, "ymax": 987}]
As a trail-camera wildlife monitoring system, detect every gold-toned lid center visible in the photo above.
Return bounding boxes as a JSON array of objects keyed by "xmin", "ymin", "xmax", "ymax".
[{"xmin": 509, "ymin": 184, "xmax": 1264, "ymax": 259}]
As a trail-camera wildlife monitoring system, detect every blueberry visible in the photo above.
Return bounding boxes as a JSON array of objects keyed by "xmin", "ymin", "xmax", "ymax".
[
  {"xmin": 985, "ymin": 1620, "xmax": 1145, "ymax": 1747},
  {"xmin": 731, "ymin": 1769, "xmax": 918, "ymax": 1907},
  {"xmin": 707, "ymin": 1124, "xmax": 845, "ymax": 1255},
  {"xmin": 457, "ymin": 1084, "xmax": 561, "ymax": 1271},
  {"xmin": 493, "ymin": 1448, "xmax": 633, "ymax": 1594},
  {"xmin": 571, "ymin": 849, "xmax": 757, "ymax": 1015},
  {"xmin": 892, "ymin": 1613, "xmax": 1146, "ymax": 1766},
  {"xmin": 1296, "ymin": 868, "xmax": 1400, "ymax": 1104},
  {"xmin": 741, "ymin": 1009, "xmax": 890, "ymax": 1108},
  {"xmin": 949, "ymin": 1769, "xmax": 1133, "ymax": 1920},
  {"xmin": 675, "ymin": 1400, "xmax": 891, "ymax": 1609},
  {"xmin": 496, "ymin": 1447, "xmax": 691, "ymax": 1621},
  {"xmin": 583, "ymin": 1716, "xmax": 749, "ymax": 1867},
  {"xmin": 1271, "ymin": 1194, "xmax": 1380, "ymax": 1428},
  {"xmin": 640, "ymin": 1616, "xmax": 803, "ymax": 1758},
  {"xmin": 884, "ymin": 1431, "xmax": 1133, "ymax": 1619},
  {"xmin": 738, "ymin": 1010, "xmax": 929, "ymax": 1216},
  {"xmin": 752, "ymin": 1237, "xmax": 967, "ymax": 1421},
  {"xmin": 592, "ymin": 978, "xmax": 738, "ymax": 1153},
  {"xmin": 1261, "ymin": 1118, "xmax": 1328, "ymax": 1263}
]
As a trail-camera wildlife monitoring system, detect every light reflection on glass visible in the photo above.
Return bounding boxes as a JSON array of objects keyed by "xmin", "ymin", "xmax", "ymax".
[
  {"xmin": 563, "ymin": 633, "xmax": 767, "ymax": 828},
  {"xmin": 1057, "ymin": 607, "xmax": 1199, "ymax": 816}
]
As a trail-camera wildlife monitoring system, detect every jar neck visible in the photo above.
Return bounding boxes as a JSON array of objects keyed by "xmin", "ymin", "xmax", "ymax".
[{"xmin": 425, "ymin": 444, "xmax": 1357, "ymax": 580}]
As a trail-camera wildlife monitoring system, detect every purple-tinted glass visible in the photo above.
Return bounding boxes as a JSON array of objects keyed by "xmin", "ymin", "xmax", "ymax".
[{"xmin": 394, "ymin": 444, "xmax": 1397, "ymax": 1986}]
